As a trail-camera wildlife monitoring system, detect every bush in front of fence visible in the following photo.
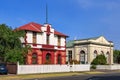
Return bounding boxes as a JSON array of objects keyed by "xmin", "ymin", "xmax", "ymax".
[{"xmin": 66, "ymin": 60, "xmax": 80, "ymax": 64}]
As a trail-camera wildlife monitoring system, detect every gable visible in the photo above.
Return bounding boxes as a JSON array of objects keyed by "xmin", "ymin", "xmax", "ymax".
[{"xmin": 95, "ymin": 36, "xmax": 110, "ymax": 44}]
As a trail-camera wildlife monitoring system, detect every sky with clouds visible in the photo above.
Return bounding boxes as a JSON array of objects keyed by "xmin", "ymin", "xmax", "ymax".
[{"xmin": 0, "ymin": 0, "xmax": 120, "ymax": 49}]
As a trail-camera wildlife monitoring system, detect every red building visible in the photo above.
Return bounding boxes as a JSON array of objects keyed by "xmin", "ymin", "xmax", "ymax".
[{"xmin": 17, "ymin": 22, "xmax": 68, "ymax": 64}]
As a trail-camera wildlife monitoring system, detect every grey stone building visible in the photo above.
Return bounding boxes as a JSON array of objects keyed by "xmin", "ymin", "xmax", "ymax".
[{"xmin": 66, "ymin": 36, "xmax": 114, "ymax": 64}]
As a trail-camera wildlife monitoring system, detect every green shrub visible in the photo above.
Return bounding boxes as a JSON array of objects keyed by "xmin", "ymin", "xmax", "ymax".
[
  {"xmin": 91, "ymin": 54, "xmax": 107, "ymax": 65},
  {"xmin": 91, "ymin": 65, "xmax": 96, "ymax": 69}
]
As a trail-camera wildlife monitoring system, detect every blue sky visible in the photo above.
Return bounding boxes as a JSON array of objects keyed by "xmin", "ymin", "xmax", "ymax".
[{"xmin": 0, "ymin": 0, "xmax": 120, "ymax": 49}]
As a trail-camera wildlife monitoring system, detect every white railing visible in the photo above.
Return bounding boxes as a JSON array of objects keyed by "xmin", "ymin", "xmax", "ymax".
[{"xmin": 17, "ymin": 63, "xmax": 90, "ymax": 74}]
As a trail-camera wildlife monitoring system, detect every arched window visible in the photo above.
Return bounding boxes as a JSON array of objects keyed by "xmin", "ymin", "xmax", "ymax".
[
  {"xmin": 57, "ymin": 54, "xmax": 61, "ymax": 64},
  {"xmin": 101, "ymin": 51, "xmax": 104, "ymax": 55},
  {"xmin": 80, "ymin": 50, "xmax": 85, "ymax": 64},
  {"xmin": 94, "ymin": 50, "xmax": 97, "ymax": 59},
  {"xmin": 32, "ymin": 53, "xmax": 37, "ymax": 64},
  {"xmin": 106, "ymin": 52, "xmax": 110, "ymax": 64},
  {"xmin": 46, "ymin": 53, "xmax": 51, "ymax": 64}
]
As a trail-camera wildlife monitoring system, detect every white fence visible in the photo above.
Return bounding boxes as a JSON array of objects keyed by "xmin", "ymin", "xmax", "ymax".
[
  {"xmin": 17, "ymin": 64, "xmax": 90, "ymax": 74},
  {"xmin": 96, "ymin": 65, "xmax": 120, "ymax": 70}
]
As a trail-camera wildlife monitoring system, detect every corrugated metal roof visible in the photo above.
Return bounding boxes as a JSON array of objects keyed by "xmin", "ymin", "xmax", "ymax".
[
  {"xmin": 16, "ymin": 22, "xmax": 42, "ymax": 32},
  {"xmin": 16, "ymin": 22, "xmax": 68, "ymax": 37},
  {"xmin": 66, "ymin": 40, "xmax": 74, "ymax": 48}
]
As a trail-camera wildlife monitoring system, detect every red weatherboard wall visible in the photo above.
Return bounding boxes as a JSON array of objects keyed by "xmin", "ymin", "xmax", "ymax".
[{"xmin": 26, "ymin": 48, "xmax": 66, "ymax": 65}]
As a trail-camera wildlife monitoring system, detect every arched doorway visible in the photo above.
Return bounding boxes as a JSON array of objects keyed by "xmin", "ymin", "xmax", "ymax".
[
  {"xmin": 80, "ymin": 50, "xmax": 85, "ymax": 64},
  {"xmin": 57, "ymin": 54, "xmax": 61, "ymax": 64},
  {"xmin": 32, "ymin": 53, "xmax": 38, "ymax": 64},
  {"xmin": 45, "ymin": 53, "xmax": 51, "ymax": 64}
]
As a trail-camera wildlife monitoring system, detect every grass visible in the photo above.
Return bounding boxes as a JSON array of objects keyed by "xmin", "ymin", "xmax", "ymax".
[{"xmin": 0, "ymin": 71, "xmax": 105, "ymax": 80}]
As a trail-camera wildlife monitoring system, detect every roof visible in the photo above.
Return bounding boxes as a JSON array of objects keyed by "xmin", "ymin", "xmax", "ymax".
[
  {"xmin": 75, "ymin": 36, "xmax": 113, "ymax": 43},
  {"xmin": 66, "ymin": 40, "xmax": 74, "ymax": 48},
  {"xmin": 67, "ymin": 36, "xmax": 114, "ymax": 47},
  {"xmin": 16, "ymin": 22, "xmax": 68, "ymax": 37},
  {"xmin": 54, "ymin": 30, "xmax": 68, "ymax": 37},
  {"xmin": 16, "ymin": 22, "xmax": 42, "ymax": 32},
  {"xmin": 75, "ymin": 36, "xmax": 100, "ymax": 41}
]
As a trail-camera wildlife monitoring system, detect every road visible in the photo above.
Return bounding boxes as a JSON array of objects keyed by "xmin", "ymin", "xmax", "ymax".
[{"xmin": 26, "ymin": 72, "xmax": 120, "ymax": 80}]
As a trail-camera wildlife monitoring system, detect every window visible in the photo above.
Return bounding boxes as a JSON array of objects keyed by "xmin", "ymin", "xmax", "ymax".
[
  {"xmin": 33, "ymin": 32, "xmax": 37, "ymax": 44},
  {"xmin": 58, "ymin": 36, "xmax": 61, "ymax": 46},
  {"xmin": 46, "ymin": 35, "xmax": 50, "ymax": 45},
  {"xmin": 32, "ymin": 53, "xmax": 37, "ymax": 64},
  {"xmin": 80, "ymin": 50, "xmax": 85, "ymax": 64},
  {"xmin": 94, "ymin": 50, "xmax": 97, "ymax": 59},
  {"xmin": 68, "ymin": 50, "xmax": 72, "ymax": 62}
]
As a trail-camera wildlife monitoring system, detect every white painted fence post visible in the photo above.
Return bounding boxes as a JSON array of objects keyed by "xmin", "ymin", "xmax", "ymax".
[{"xmin": 17, "ymin": 62, "xmax": 19, "ymax": 74}]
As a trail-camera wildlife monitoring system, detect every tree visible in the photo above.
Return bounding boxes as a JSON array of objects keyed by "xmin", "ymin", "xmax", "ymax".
[
  {"xmin": 0, "ymin": 24, "xmax": 30, "ymax": 64},
  {"xmin": 113, "ymin": 50, "xmax": 120, "ymax": 64},
  {"xmin": 91, "ymin": 54, "xmax": 107, "ymax": 65}
]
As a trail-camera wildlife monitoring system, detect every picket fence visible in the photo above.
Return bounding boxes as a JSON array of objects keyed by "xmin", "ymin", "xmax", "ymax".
[
  {"xmin": 96, "ymin": 65, "xmax": 120, "ymax": 70},
  {"xmin": 17, "ymin": 63, "xmax": 90, "ymax": 74}
]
